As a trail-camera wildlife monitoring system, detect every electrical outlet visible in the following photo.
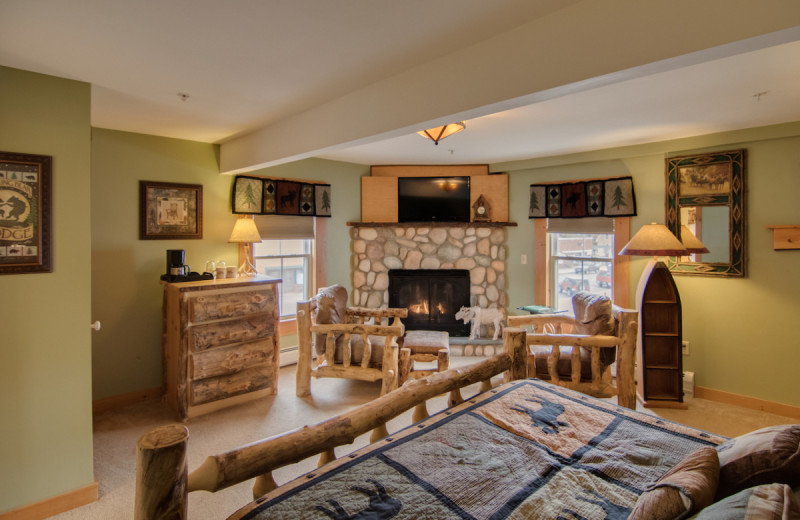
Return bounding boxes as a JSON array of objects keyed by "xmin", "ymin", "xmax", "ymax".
[{"xmin": 682, "ymin": 340, "xmax": 690, "ymax": 356}]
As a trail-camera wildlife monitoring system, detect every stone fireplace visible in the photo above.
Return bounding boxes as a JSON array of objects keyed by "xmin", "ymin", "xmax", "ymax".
[{"xmin": 350, "ymin": 224, "xmax": 508, "ymax": 332}]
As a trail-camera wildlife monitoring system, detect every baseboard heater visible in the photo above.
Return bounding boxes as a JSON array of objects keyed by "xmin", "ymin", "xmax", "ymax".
[{"xmin": 279, "ymin": 345, "xmax": 299, "ymax": 367}]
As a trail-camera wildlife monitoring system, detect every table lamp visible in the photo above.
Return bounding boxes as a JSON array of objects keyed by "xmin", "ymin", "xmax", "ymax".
[
  {"xmin": 619, "ymin": 223, "xmax": 689, "ymax": 408},
  {"xmin": 229, "ymin": 217, "xmax": 262, "ymax": 276}
]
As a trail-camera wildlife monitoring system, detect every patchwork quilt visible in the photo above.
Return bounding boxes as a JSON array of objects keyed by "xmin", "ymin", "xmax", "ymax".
[{"xmin": 230, "ymin": 379, "xmax": 726, "ymax": 519}]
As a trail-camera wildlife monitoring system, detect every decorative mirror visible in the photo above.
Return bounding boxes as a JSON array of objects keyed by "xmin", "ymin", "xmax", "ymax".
[{"xmin": 665, "ymin": 149, "xmax": 746, "ymax": 277}]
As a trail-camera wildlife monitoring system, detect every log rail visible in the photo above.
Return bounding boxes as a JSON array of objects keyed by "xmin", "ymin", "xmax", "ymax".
[{"xmin": 134, "ymin": 328, "xmax": 528, "ymax": 520}]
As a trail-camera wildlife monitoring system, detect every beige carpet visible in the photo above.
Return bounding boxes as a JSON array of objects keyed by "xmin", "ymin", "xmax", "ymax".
[{"xmin": 52, "ymin": 358, "xmax": 797, "ymax": 520}]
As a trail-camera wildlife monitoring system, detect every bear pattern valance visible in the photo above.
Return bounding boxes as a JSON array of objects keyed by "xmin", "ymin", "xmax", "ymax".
[
  {"xmin": 232, "ymin": 175, "xmax": 331, "ymax": 217},
  {"xmin": 529, "ymin": 176, "xmax": 636, "ymax": 219}
]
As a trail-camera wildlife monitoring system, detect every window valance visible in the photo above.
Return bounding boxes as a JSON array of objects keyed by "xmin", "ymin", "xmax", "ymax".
[
  {"xmin": 529, "ymin": 176, "xmax": 635, "ymax": 219},
  {"xmin": 232, "ymin": 175, "xmax": 331, "ymax": 217}
]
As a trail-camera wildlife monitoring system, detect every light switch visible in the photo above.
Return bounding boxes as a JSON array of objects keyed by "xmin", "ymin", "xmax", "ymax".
[{"xmin": 521, "ymin": 254, "xmax": 527, "ymax": 265}]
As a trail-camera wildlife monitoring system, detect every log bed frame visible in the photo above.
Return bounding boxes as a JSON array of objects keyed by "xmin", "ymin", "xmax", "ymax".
[
  {"xmin": 134, "ymin": 328, "xmax": 528, "ymax": 520},
  {"xmin": 134, "ymin": 307, "xmax": 637, "ymax": 519}
]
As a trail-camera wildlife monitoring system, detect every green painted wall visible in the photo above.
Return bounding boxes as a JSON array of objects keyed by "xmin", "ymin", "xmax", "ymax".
[
  {"xmin": 90, "ymin": 129, "xmax": 227, "ymax": 400},
  {"xmin": 501, "ymin": 123, "xmax": 800, "ymax": 407},
  {"xmin": 0, "ymin": 67, "xmax": 94, "ymax": 512}
]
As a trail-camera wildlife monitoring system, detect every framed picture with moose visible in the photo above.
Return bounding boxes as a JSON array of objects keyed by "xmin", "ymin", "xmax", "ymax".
[
  {"xmin": 0, "ymin": 151, "xmax": 53, "ymax": 274},
  {"xmin": 139, "ymin": 181, "xmax": 203, "ymax": 240}
]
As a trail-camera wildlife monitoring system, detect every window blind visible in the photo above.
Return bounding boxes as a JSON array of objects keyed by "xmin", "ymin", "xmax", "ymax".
[
  {"xmin": 254, "ymin": 215, "xmax": 315, "ymax": 240},
  {"xmin": 547, "ymin": 217, "xmax": 614, "ymax": 234}
]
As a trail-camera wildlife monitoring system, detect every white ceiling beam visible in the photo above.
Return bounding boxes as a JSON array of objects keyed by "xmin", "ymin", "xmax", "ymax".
[{"xmin": 220, "ymin": 0, "xmax": 800, "ymax": 173}]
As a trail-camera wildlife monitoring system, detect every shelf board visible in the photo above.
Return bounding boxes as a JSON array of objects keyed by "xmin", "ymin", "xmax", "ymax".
[
  {"xmin": 645, "ymin": 365, "xmax": 680, "ymax": 370},
  {"xmin": 643, "ymin": 332, "xmax": 679, "ymax": 337},
  {"xmin": 643, "ymin": 299, "xmax": 678, "ymax": 304}
]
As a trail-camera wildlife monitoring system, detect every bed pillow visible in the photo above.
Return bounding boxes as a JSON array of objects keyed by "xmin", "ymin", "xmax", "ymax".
[
  {"xmin": 716, "ymin": 424, "xmax": 800, "ymax": 499},
  {"xmin": 689, "ymin": 483, "xmax": 800, "ymax": 519},
  {"xmin": 629, "ymin": 446, "xmax": 720, "ymax": 520}
]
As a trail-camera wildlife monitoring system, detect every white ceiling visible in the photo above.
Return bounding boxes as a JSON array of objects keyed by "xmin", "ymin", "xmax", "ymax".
[{"xmin": 2, "ymin": 1, "xmax": 799, "ymax": 167}]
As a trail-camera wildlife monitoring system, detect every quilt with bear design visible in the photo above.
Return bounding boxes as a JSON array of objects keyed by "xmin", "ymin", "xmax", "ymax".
[{"xmin": 231, "ymin": 379, "xmax": 726, "ymax": 520}]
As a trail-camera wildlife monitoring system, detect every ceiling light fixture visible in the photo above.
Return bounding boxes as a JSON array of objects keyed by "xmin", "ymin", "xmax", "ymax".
[{"xmin": 417, "ymin": 121, "xmax": 466, "ymax": 145}]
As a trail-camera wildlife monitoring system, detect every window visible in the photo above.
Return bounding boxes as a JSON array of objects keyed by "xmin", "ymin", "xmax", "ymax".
[
  {"xmin": 548, "ymin": 232, "xmax": 614, "ymax": 311},
  {"xmin": 533, "ymin": 217, "xmax": 630, "ymax": 312},
  {"xmin": 253, "ymin": 239, "xmax": 313, "ymax": 318}
]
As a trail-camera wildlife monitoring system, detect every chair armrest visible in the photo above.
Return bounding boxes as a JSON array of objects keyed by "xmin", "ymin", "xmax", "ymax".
[
  {"xmin": 310, "ymin": 323, "xmax": 404, "ymax": 337},
  {"xmin": 508, "ymin": 314, "xmax": 576, "ymax": 327},
  {"xmin": 525, "ymin": 333, "xmax": 620, "ymax": 348},
  {"xmin": 346, "ymin": 307, "xmax": 409, "ymax": 319}
]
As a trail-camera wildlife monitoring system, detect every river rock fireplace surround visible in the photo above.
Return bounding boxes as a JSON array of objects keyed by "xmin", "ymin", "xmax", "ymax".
[{"xmin": 349, "ymin": 223, "xmax": 511, "ymax": 336}]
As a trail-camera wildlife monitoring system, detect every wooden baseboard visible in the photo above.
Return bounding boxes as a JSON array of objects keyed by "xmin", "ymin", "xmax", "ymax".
[
  {"xmin": 695, "ymin": 386, "xmax": 800, "ymax": 420},
  {"xmin": 0, "ymin": 482, "xmax": 97, "ymax": 520},
  {"xmin": 92, "ymin": 386, "xmax": 163, "ymax": 415}
]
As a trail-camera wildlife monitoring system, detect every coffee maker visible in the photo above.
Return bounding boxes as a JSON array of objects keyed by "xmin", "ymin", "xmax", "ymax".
[
  {"xmin": 166, "ymin": 249, "xmax": 189, "ymax": 276},
  {"xmin": 161, "ymin": 250, "xmax": 214, "ymax": 282}
]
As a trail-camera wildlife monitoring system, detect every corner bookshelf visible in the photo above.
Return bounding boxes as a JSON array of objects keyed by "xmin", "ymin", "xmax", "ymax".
[{"xmin": 635, "ymin": 261, "xmax": 687, "ymax": 409}]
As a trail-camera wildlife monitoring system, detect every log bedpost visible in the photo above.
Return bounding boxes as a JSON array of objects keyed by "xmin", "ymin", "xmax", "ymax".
[
  {"xmin": 615, "ymin": 310, "xmax": 638, "ymax": 410},
  {"xmin": 295, "ymin": 302, "xmax": 313, "ymax": 397},
  {"xmin": 135, "ymin": 424, "xmax": 189, "ymax": 520},
  {"xmin": 505, "ymin": 327, "xmax": 528, "ymax": 381}
]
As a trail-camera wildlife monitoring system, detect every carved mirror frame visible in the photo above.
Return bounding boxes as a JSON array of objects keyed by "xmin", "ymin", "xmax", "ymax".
[{"xmin": 665, "ymin": 149, "xmax": 746, "ymax": 277}]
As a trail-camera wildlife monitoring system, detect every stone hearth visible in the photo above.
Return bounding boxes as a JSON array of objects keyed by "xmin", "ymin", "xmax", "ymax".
[{"xmin": 350, "ymin": 225, "xmax": 507, "ymax": 311}]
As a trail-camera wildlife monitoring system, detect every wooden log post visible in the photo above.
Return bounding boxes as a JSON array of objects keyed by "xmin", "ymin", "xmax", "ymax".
[
  {"xmin": 252, "ymin": 472, "xmax": 278, "ymax": 498},
  {"xmin": 135, "ymin": 424, "xmax": 189, "ymax": 520},
  {"xmin": 505, "ymin": 327, "xmax": 528, "ymax": 381},
  {"xmin": 295, "ymin": 301, "xmax": 314, "ymax": 397},
  {"xmin": 615, "ymin": 310, "xmax": 638, "ymax": 410}
]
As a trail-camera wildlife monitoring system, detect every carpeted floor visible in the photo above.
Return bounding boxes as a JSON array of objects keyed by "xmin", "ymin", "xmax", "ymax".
[{"xmin": 51, "ymin": 357, "xmax": 796, "ymax": 519}]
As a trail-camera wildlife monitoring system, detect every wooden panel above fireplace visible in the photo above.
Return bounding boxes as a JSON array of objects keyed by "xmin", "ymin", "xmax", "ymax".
[{"xmin": 361, "ymin": 165, "xmax": 508, "ymax": 224}]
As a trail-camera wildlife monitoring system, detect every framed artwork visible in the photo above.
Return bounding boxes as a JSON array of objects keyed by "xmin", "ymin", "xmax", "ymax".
[
  {"xmin": 140, "ymin": 181, "xmax": 203, "ymax": 239},
  {"xmin": 314, "ymin": 184, "xmax": 331, "ymax": 217},
  {"xmin": 232, "ymin": 176, "xmax": 264, "ymax": 214},
  {"xmin": 0, "ymin": 151, "xmax": 52, "ymax": 274}
]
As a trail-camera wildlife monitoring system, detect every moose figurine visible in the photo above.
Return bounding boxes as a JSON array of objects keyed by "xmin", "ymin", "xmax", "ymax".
[{"xmin": 455, "ymin": 305, "xmax": 505, "ymax": 340}]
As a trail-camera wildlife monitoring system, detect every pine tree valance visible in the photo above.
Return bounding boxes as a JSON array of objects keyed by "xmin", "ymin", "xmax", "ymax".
[
  {"xmin": 528, "ymin": 176, "xmax": 636, "ymax": 219},
  {"xmin": 232, "ymin": 175, "xmax": 331, "ymax": 217}
]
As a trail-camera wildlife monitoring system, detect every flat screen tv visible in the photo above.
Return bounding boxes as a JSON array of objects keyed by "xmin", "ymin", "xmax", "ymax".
[{"xmin": 397, "ymin": 176, "xmax": 470, "ymax": 223}]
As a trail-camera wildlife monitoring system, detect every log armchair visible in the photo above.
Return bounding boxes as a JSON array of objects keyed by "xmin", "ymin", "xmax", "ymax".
[
  {"xmin": 295, "ymin": 284, "xmax": 409, "ymax": 397},
  {"xmin": 507, "ymin": 292, "xmax": 638, "ymax": 409}
]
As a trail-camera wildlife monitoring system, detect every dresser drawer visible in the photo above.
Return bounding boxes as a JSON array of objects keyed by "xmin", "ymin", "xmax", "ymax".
[
  {"xmin": 190, "ymin": 316, "xmax": 274, "ymax": 351},
  {"xmin": 190, "ymin": 365, "xmax": 274, "ymax": 406},
  {"xmin": 190, "ymin": 339, "xmax": 274, "ymax": 380},
  {"xmin": 189, "ymin": 288, "xmax": 275, "ymax": 322}
]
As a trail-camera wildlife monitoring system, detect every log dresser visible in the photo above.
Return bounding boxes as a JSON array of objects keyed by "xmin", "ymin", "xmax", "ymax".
[{"xmin": 162, "ymin": 275, "xmax": 281, "ymax": 421}]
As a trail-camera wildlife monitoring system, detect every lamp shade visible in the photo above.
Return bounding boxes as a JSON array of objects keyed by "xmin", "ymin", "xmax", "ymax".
[
  {"xmin": 619, "ymin": 223, "xmax": 689, "ymax": 257},
  {"xmin": 228, "ymin": 218, "xmax": 262, "ymax": 243},
  {"xmin": 417, "ymin": 122, "xmax": 466, "ymax": 145},
  {"xmin": 679, "ymin": 225, "xmax": 710, "ymax": 254}
]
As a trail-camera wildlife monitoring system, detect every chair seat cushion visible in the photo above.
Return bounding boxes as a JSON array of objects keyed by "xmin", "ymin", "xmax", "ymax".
[{"xmin": 404, "ymin": 330, "xmax": 450, "ymax": 355}]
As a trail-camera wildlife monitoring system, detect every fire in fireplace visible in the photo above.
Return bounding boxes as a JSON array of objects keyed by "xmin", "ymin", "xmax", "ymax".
[{"xmin": 388, "ymin": 269, "xmax": 470, "ymax": 336}]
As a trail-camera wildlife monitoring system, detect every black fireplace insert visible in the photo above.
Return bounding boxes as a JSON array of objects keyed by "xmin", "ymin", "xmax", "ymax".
[{"xmin": 388, "ymin": 269, "xmax": 470, "ymax": 336}]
